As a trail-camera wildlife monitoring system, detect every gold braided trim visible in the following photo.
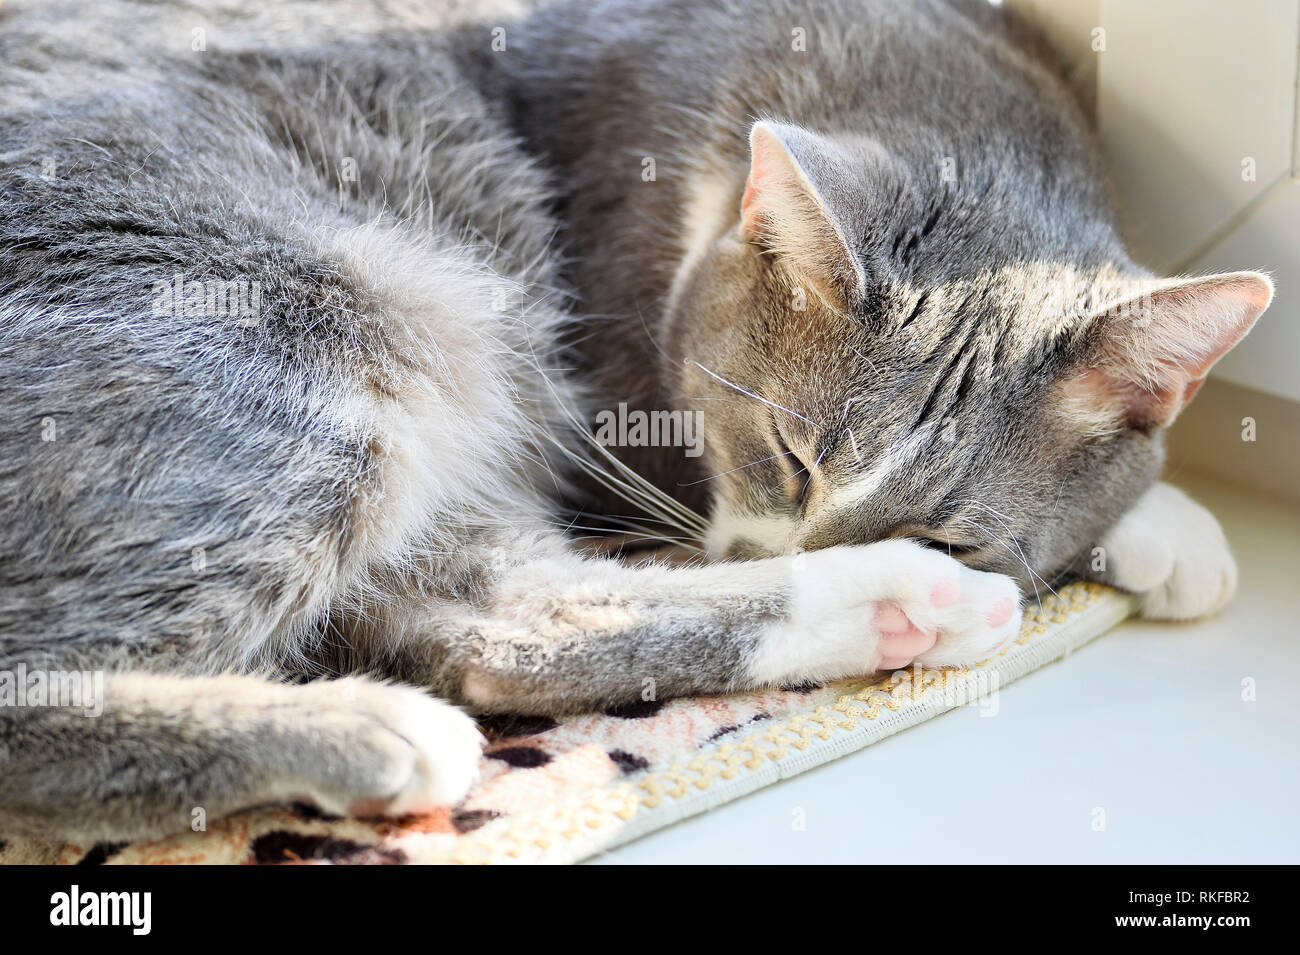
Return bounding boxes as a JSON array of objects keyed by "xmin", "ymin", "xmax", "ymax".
[{"xmin": 447, "ymin": 581, "xmax": 1115, "ymax": 864}]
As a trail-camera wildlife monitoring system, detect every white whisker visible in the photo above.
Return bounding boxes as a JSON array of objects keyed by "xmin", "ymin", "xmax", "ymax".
[
  {"xmin": 957, "ymin": 500, "xmax": 1058, "ymax": 604},
  {"xmin": 688, "ymin": 360, "xmax": 817, "ymax": 426}
]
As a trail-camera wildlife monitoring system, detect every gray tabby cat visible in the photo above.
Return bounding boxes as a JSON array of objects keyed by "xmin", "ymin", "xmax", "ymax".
[
  {"xmin": 495, "ymin": 0, "xmax": 1268, "ymax": 612},
  {"xmin": 0, "ymin": 0, "xmax": 1266, "ymax": 843}
]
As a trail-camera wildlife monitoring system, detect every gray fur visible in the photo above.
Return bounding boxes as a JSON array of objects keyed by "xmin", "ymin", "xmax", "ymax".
[
  {"xmin": 0, "ymin": 0, "xmax": 814, "ymax": 842},
  {"xmin": 0, "ymin": 0, "xmax": 1265, "ymax": 843},
  {"xmin": 496, "ymin": 0, "xmax": 1263, "ymax": 591}
]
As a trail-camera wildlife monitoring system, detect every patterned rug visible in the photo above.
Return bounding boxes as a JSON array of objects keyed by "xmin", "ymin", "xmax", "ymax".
[{"xmin": 0, "ymin": 581, "xmax": 1135, "ymax": 865}]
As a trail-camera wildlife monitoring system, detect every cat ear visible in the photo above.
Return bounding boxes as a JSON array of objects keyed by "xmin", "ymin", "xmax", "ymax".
[
  {"xmin": 1067, "ymin": 271, "xmax": 1272, "ymax": 430},
  {"xmin": 741, "ymin": 121, "xmax": 865, "ymax": 309}
]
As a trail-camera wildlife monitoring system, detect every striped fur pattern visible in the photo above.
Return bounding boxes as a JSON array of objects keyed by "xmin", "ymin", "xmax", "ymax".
[
  {"xmin": 0, "ymin": 0, "xmax": 1269, "ymax": 843},
  {"xmin": 500, "ymin": 0, "xmax": 1270, "ymax": 595}
]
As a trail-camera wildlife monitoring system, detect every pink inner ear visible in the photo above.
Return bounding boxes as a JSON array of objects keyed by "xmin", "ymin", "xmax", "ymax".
[
  {"xmin": 740, "ymin": 166, "xmax": 763, "ymax": 234},
  {"xmin": 1069, "ymin": 365, "xmax": 1204, "ymax": 432},
  {"xmin": 1061, "ymin": 368, "xmax": 1168, "ymax": 430},
  {"xmin": 1225, "ymin": 277, "xmax": 1274, "ymax": 312},
  {"xmin": 741, "ymin": 130, "xmax": 790, "ymax": 239},
  {"xmin": 1080, "ymin": 273, "xmax": 1273, "ymax": 430},
  {"xmin": 1169, "ymin": 278, "xmax": 1270, "ymax": 379}
]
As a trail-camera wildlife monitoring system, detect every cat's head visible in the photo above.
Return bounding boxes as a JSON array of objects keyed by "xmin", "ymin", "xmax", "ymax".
[{"xmin": 667, "ymin": 121, "xmax": 1271, "ymax": 589}]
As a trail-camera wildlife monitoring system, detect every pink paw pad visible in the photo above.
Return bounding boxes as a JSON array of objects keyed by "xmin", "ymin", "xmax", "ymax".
[
  {"xmin": 874, "ymin": 602, "xmax": 938, "ymax": 670},
  {"xmin": 987, "ymin": 597, "xmax": 1015, "ymax": 628},
  {"xmin": 930, "ymin": 578, "xmax": 960, "ymax": 608}
]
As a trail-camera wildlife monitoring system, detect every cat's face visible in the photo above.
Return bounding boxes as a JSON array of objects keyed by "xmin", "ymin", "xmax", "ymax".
[{"xmin": 665, "ymin": 122, "xmax": 1271, "ymax": 591}]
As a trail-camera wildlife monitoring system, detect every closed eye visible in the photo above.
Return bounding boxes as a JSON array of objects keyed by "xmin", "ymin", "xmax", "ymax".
[
  {"xmin": 771, "ymin": 414, "xmax": 812, "ymax": 511},
  {"xmin": 918, "ymin": 537, "xmax": 982, "ymax": 558}
]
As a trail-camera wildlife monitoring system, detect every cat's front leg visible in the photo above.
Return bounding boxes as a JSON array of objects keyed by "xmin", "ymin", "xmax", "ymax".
[
  {"xmin": 0, "ymin": 673, "xmax": 484, "ymax": 842},
  {"xmin": 381, "ymin": 538, "xmax": 1021, "ymax": 714},
  {"xmin": 1093, "ymin": 482, "xmax": 1238, "ymax": 619}
]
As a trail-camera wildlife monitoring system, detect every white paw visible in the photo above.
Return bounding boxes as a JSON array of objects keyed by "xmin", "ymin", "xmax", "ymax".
[
  {"xmin": 749, "ymin": 539, "xmax": 1022, "ymax": 684},
  {"xmin": 362, "ymin": 684, "xmax": 486, "ymax": 816},
  {"xmin": 1100, "ymin": 483, "xmax": 1237, "ymax": 620},
  {"xmin": 297, "ymin": 679, "xmax": 485, "ymax": 818}
]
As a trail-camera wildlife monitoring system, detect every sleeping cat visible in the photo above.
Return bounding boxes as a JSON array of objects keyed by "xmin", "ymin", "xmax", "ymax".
[
  {"xmin": 494, "ymin": 0, "xmax": 1267, "ymax": 616},
  {"xmin": 0, "ymin": 0, "xmax": 1267, "ymax": 843}
]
